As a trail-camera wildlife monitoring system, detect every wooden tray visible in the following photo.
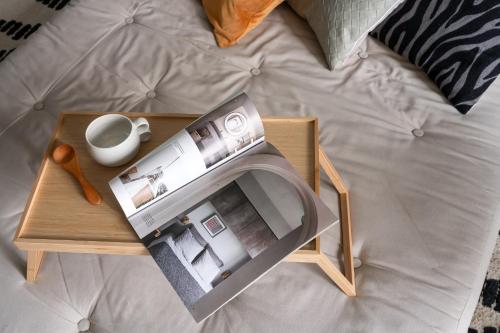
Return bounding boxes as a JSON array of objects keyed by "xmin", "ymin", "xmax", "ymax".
[
  {"xmin": 13, "ymin": 112, "xmax": 319, "ymax": 271},
  {"xmin": 13, "ymin": 112, "xmax": 355, "ymax": 298}
]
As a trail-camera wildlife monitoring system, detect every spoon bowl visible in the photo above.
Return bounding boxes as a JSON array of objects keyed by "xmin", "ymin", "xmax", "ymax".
[
  {"xmin": 53, "ymin": 144, "xmax": 75, "ymax": 165},
  {"xmin": 52, "ymin": 143, "xmax": 102, "ymax": 205}
]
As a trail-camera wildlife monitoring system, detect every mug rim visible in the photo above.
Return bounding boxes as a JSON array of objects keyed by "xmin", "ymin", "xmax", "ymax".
[{"xmin": 85, "ymin": 113, "xmax": 134, "ymax": 150}]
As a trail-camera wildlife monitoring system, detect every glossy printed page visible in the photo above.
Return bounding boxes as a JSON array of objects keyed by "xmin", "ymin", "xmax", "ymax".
[
  {"xmin": 109, "ymin": 92, "xmax": 265, "ymax": 218},
  {"xmin": 138, "ymin": 143, "xmax": 338, "ymax": 322}
]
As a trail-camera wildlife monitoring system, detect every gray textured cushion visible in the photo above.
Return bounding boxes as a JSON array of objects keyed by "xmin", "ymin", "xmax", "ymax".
[
  {"xmin": 189, "ymin": 225, "xmax": 224, "ymax": 267},
  {"xmin": 287, "ymin": 0, "xmax": 403, "ymax": 69},
  {"xmin": 188, "ymin": 224, "xmax": 208, "ymax": 247},
  {"xmin": 192, "ymin": 250, "xmax": 220, "ymax": 284},
  {"xmin": 174, "ymin": 229, "xmax": 205, "ymax": 263}
]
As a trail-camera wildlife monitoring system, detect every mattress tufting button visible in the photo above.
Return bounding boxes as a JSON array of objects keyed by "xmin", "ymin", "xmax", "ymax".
[
  {"xmin": 357, "ymin": 51, "xmax": 368, "ymax": 59},
  {"xmin": 77, "ymin": 318, "xmax": 90, "ymax": 332},
  {"xmin": 146, "ymin": 90, "xmax": 156, "ymax": 99},
  {"xmin": 125, "ymin": 16, "xmax": 135, "ymax": 24},
  {"xmin": 250, "ymin": 68, "xmax": 261, "ymax": 76},
  {"xmin": 33, "ymin": 102, "xmax": 44, "ymax": 111},
  {"xmin": 353, "ymin": 257, "xmax": 362, "ymax": 269},
  {"xmin": 412, "ymin": 128, "xmax": 424, "ymax": 137}
]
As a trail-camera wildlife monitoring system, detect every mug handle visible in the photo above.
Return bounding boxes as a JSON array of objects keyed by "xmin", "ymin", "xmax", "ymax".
[{"xmin": 133, "ymin": 117, "xmax": 152, "ymax": 142}]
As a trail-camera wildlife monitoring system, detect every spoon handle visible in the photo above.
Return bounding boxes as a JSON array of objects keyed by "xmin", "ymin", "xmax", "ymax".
[
  {"xmin": 61, "ymin": 162, "xmax": 102, "ymax": 205},
  {"xmin": 77, "ymin": 175, "xmax": 102, "ymax": 205}
]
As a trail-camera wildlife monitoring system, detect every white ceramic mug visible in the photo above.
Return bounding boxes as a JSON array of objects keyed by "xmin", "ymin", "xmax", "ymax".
[{"xmin": 85, "ymin": 114, "xmax": 151, "ymax": 167}]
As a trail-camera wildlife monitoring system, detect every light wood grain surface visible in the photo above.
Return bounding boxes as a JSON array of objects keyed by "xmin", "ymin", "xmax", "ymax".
[
  {"xmin": 14, "ymin": 112, "xmax": 319, "ymax": 254},
  {"xmin": 14, "ymin": 112, "xmax": 355, "ymax": 298}
]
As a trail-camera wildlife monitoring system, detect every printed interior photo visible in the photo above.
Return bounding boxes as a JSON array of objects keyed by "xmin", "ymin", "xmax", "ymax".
[
  {"xmin": 119, "ymin": 142, "xmax": 184, "ymax": 208},
  {"xmin": 109, "ymin": 93, "xmax": 265, "ymax": 219},
  {"xmin": 187, "ymin": 104, "xmax": 264, "ymax": 168},
  {"xmin": 143, "ymin": 170, "xmax": 304, "ymax": 308}
]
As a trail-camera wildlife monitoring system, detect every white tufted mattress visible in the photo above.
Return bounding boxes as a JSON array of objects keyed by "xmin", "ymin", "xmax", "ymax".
[{"xmin": 1, "ymin": 0, "xmax": 500, "ymax": 332}]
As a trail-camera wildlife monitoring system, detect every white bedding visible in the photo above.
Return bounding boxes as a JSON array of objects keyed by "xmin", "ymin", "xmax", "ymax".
[{"xmin": 1, "ymin": 1, "xmax": 500, "ymax": 332}]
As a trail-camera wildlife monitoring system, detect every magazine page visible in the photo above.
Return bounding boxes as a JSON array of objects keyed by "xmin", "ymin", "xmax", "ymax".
[
  {"xmin": 135, "ymin": 143, "xmax": 338, "ymax": 322},
  {"xmin": 109, "ymin": 92, "xmax": 265, "ymax": 218}
]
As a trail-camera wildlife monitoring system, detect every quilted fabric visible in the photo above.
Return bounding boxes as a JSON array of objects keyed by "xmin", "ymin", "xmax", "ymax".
[
  {"xmin": 370, "ymin": 0, "xmax": 500, "ymax": 114},
  {"xmin": 1, "ymin": 0, "xmax": 500, "ymax": 332},
  {"xmin": 287, "ymin": 0, "xmax": 404, "ymax": 69}
]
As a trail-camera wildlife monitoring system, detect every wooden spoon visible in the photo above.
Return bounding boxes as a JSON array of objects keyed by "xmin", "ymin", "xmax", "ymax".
[{"xmin": 52, "ymin": 143, "xmax": 102, "ymax": 205}]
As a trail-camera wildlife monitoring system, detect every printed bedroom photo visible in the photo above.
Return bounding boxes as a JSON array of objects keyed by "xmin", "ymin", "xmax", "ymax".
[{"xmin": 143, "ymin": 169, "xmax": 305, "ymax": 308}]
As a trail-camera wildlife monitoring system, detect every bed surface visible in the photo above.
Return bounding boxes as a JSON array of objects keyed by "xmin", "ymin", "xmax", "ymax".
[{"xmin": 1, "ymin": 0, "xmax": 500, "ymax": 332}]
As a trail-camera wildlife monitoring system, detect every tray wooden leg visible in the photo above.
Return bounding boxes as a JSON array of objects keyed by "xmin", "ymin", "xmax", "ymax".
[
  {"xmin": 26, "ymin": 250, "xmax": 45, "ymax": 282},
  {"xmin": 286, "ymin": 146, "xmax": 356, "ymax": 296}
]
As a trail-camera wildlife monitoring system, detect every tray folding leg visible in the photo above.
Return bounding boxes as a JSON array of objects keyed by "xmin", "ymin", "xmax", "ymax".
[
  {"xmin": 27, "ymin": 250, "xmax": 45, "ymax": 282},
  {"xmin": 286, "ymin": 146, "xmax": 356, "ymax": 297}
]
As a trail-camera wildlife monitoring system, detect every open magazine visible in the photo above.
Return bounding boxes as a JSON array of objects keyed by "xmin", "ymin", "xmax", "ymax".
[{"xmin": 109, "ymin": 93, "xmax": 338, "ymax": 322}]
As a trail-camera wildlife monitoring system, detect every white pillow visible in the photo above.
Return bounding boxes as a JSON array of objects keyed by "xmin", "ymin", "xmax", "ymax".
[
  {"xmin": 174, "ymin": 229, "xmax": 205, "ymax": 263},
  {"xmin": 192, "ymin": 250, "xmax": 221, "ymax": 285}
]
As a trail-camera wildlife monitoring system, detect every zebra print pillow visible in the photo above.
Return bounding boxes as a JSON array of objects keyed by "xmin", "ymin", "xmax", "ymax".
[{"xmin": 370, "ymin": 1, "xmax": 500, "ymax": 114}]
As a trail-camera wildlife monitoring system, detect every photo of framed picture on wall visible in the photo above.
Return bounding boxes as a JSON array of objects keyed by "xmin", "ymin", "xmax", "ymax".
[{"xmin": 202, "ymin": 214, "xmax": 226, "ymax": 237}]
